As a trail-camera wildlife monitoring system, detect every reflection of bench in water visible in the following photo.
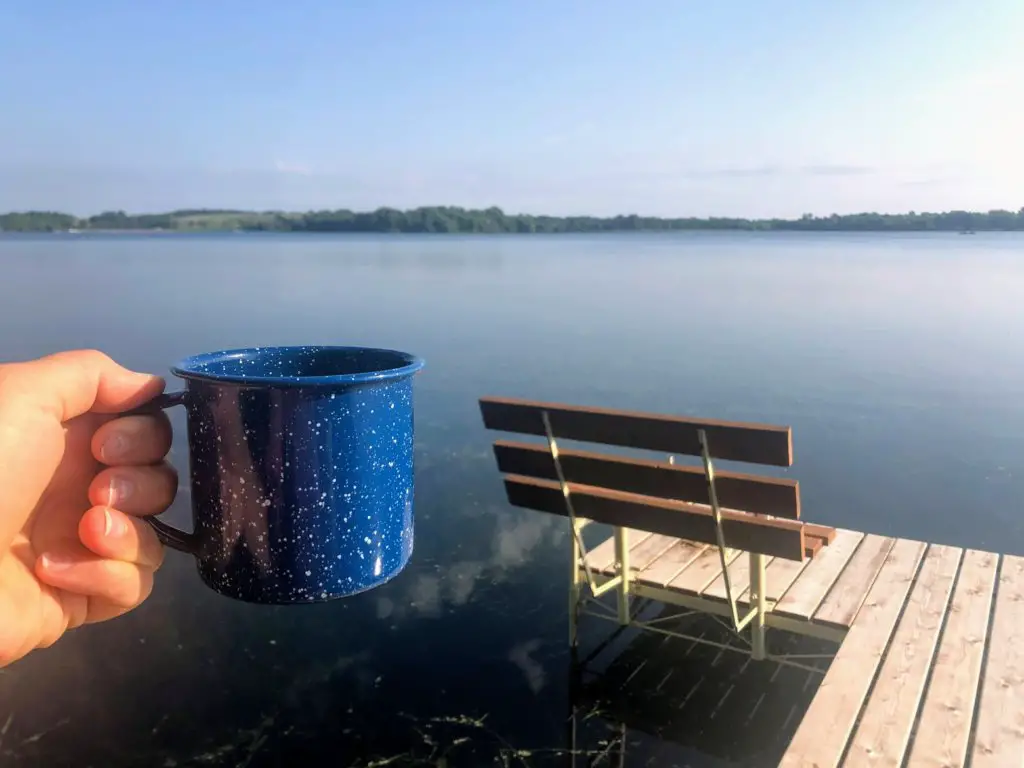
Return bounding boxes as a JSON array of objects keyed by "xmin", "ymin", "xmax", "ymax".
[
  {"xmin": 568, "ymin": 607, "xmax": 837, "ymax": 765},
  {"xmin": 480, "ymin": 397, "xmax": 1023, "ymax": 767}
]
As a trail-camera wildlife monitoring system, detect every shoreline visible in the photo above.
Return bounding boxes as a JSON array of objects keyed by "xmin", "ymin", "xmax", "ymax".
[
  {"xmin": 2, "ymin": 207, "xmax": 1018, "ymax": 236},
  {"xmin": 0, "ymin": 228, "xmax": 1010, "ymax": 236}
]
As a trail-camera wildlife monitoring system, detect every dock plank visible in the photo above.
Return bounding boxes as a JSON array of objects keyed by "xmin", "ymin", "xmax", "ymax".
[
  {"xmin": 773, "ymin": 529, "xmax": 864, "ymax": 620},
  {"xmin": 704, "ymin": 552, "xmax": 776, "ymax": 601},
  {"xmin": 737, "ymin": 554, "xmax": 808, "ymax": 607},
  {"xmin": 668, "ymin": 545, "xmax": 741, "ymax": 596},
  {"xmin": 845, "ymin": 544, "xmax": 962, "ymax": 766},
  {"xmin": 812, "ymin": 534, "xmax": 896, "ymax": 628},
  {"xmin": 584, "ymin": 529, "xmax": 651, "ymax": 574},
  {"xmin": 626, "ymin": 533, "xmax": 681, "ymax": 575},
  {"xmin": 636, "ymin": 539, "xmax": 708, "ymax": 587},
  {"xmin": 971, "ymin": 554, "xmax": 1024, "ymax": 767},
  {"xmin": 780, "ymin": 538, "xmax": 926, "ymax": 768},
  {"xmin": 906, "ymin": 548, "xmax": 998, "ymax": 768}
]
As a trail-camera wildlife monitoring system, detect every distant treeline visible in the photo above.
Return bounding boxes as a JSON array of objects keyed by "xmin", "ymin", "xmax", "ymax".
[{"xmin": 1, "ymin": 206, "xmax": 1023, "ymax": 233}]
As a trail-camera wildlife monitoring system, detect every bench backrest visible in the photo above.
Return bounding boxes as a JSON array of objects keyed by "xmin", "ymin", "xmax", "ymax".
[{"xmin": 480, "ymin": 397, "xmax": 829, "ymax": 562}]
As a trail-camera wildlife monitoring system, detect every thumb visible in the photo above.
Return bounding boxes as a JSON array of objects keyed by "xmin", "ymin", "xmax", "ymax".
[{"xmin": 0, "ymin": 350, "xmax": 165, "ymax": 552}]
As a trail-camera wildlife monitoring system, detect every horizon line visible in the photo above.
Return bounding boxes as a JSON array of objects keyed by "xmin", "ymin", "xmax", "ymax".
[{"xmin": 2, "ymin": 205, "xmax": 1023, "ymax": 221}]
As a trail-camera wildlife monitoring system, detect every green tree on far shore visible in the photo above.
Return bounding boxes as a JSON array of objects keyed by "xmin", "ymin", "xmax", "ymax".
[{"xmin": 2, "ymin": 206, "xmax": 1022, "ymax": 234}]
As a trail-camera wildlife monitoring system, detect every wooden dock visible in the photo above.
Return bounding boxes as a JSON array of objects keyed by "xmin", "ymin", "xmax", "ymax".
[
  {"xmin": 583, "ymin": 530, "xmax": 1023, "ymax": 767},
  {"xmin": 479, "ymin": 396, "xmax": 1023, "ymax": 767}
]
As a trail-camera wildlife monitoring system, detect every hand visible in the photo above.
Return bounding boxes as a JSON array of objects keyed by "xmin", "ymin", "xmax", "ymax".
[{"xmin": 0, "ymin": 350, "xmax": 176, "ymax": 667}]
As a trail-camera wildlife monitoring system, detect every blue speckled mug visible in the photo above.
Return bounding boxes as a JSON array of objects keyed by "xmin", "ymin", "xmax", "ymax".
[{"xmin": 139, "ymin": 346, "xmax": 424, "ymax": 605}]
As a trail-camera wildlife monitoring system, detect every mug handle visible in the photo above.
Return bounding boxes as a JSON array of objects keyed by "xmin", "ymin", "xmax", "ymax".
[{"xmin": 119, "ymin": 390, "xmax": 197, "ymax": 555}]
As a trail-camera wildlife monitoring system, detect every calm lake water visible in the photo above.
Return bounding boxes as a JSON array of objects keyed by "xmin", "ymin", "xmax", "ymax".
[{"xmin": 1, "ymin": 231, "xmax": 1022, "ymax": 766}]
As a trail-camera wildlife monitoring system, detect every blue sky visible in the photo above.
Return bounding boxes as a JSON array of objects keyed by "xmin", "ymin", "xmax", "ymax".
[{"xmin": 1, "ymin": 0, "xmax": 1021, "ymax": 217}]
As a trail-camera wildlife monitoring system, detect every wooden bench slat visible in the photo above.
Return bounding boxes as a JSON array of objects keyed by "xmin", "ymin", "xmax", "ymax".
[
  {"xmin": 846, "ymin": 544, "xmax": 961, "ymax": 766},
  {"xmin": 906, "ymin": 548, "xmax": 998, "ymax": 768},
  {"xmin": 970, "ymin": 554, "xmax": 1024, "ymax": 767},
  {"xmin": 802, "ymin": 523, "xmax": 836, "ymax": 545},
  {"xmin": 780, "ymin": 538, "xmax": 927, "ymax": 768},
  {"xmin": 635, "ymin": 539, "xmax": 709, "ymax": 587},
  {"xmin": 583, "ymin": 530, "xmax": 652, "ymax": 574},
  {"xmin": 493, "ymin": 440, "xmax": 800, "ymax": 518},
  {"xmin": 668, "ymin": 545, "xmax": 743, "ymax": 595},
  {"xmin": 703, "ymin": 553, "xmax": 776, "ymax": 602},
  {"xmin": 503, "ymin": 475, "xmax": 806, "ymax": 561},
  {"xmin": 812, "ymin": 534, "xmax": 896, "ymax": 628},
  {"xmin": 480, "ymin": 397, "xmax": 793, "ymax": 466},
  {"xmin": 803, "ymin": 536, "xmax": 824, "ymax": 559},
  {"xmin": 773, "ymin": 529, "xmax": 864, "ymax": 620}
]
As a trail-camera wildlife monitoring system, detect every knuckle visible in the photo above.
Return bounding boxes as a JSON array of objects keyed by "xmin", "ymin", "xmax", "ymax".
[{"xmin": 55, "ymin": 349, "xmax": 112, "ymax": 368}]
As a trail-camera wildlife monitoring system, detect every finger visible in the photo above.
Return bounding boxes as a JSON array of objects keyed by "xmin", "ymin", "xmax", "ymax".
[
  {"xmin": 35, "ymin": 550, "xmax": 154, "ymax": 609},
  {"xmin": 91, "ymin": 414, "xmax": 173, "ymax": 467},
  {"xmin": 88, "ymin": 463, "xmax": 178, "ymax": 517},
  {"xmin": 0, "ymin": 350, "xmax": 163, "ymax": 552},
  {"xmin": 83, "ymin": 599, "xmax": 135, "ymax": 626},
  {"xmin": 78, "ymin": 506, "xmax": 165, "ymax": 570},
  {"xmin": 0, "ymin": 349, "xmax": 164, "ymax": 423}
]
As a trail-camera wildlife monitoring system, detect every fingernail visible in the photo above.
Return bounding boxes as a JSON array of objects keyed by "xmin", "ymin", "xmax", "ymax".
[
  {"xmin": 103, "ymin": 507, "xmax": 128, "ymax": 538},
  {"xmin": 40, "ymin": 553, "xmax": 73, "ymax": 572},
  {"xmin": 107, "ymin": 475, "xmax": 134, "ymax": 506},
  {"xmin": 100, "ymin": 432, "xmax": 131, "ymax": 463}
]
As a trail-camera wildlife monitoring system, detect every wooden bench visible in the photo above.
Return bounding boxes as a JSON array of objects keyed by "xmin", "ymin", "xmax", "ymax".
[
  {"xmin": 481, "ymin": 397, "xmax": 1024, "ymax": 766},
  {"xmin": 479, "ymin": 396, "xmax": 839, "ymax": 660}
]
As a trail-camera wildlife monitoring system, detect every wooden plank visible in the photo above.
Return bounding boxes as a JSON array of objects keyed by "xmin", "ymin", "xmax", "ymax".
[
  {"xmin": 480, "ymin": 397, "xmax": 793, "ymax": 466},
  {"xmin": 493, "ymin": 440, "xmax": 800, "ymax": 517},
  {"xmin": 780, "ymin": 538, "xmax": 927, "ymax": 768},
  {"xmin": 668, "ymin": 546, "xmax": 743, "ymax": 596},
  {"xmin": 905, "ymin": 548, "xmax": 998, "ymax": 768},
  {"xmin": 737, "ymin": 554, "xmax": 809, "ymax": 607},
  {"xmin": 845, "ymin": 544, "xmax": 962, "ymax": 766},
  {"xmin": 971, "ymin": 554, "xmax": 1024, "ymax": 767},
  {"xmin": 812, "ymin": 534, "xmax": 896, "ymax": 628},
  {"xmin": 635, "ymin": 539, "xmax": 709, "ymax": 587},
  {"xmin": 774, "ymin": 529, "xmax": 865, "ymax": 620},
  {"xmin": 704, "ymin": 553, "xmax": 776, "ymax": 601},
  {"xmin": 503, "ymin": 475, "xmax": 807, "ymax": 561},
  {"xmin": 626, "ymin": 533, "xmax": 680, "ymax": 574},
  {"xmin": 583, "ymin": 530, "xmax": 651, "ymax": 574}
]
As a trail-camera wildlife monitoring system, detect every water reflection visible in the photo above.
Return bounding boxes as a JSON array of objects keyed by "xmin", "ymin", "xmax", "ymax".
[
  {"xmin": 2, "ymin": 232, "xmax": 1024, "ymax": 765},
  {"xmin": 378, "ymin": 506, "xmax": 562, "ymax": 621},
  {"xmin": 567, "ymin": 604, "xmax": 838, "ymax": 766}
]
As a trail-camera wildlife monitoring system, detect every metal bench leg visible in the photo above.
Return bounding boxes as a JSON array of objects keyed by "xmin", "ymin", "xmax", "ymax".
[
  {"xmin": 749, "ymin": 551, "xmax": 767, "ymax": 660},
  {"xmin": 614, "ymin": 526, "xmax": 630, "ymax": 625},
  {"xmin": 541, "ymin": 410, "xmax": 597, "ymax": 649},
  {"xmin": 614, "ymin": 723, "xmax": 627, "ymax": 768},
  {"xmin": 569, "ymin": 518, "xmax": 582, "ymax": 648}
]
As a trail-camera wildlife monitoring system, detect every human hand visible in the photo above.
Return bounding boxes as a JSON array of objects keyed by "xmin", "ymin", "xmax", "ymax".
[{"xmin": 0, "ymin": 350, "xmax": 176, "ymax": 667}]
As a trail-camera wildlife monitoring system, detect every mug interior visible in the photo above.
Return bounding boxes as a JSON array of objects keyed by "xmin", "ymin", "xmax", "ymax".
[{"xmin": 171, "ymin": 346, "xmax": 423, "ymax": 386}]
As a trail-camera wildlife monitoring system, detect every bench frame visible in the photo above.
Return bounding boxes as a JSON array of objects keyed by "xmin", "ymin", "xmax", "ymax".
[{"xmin": 481, "ymin": 397, "xmax": 845, "ymax": 674}]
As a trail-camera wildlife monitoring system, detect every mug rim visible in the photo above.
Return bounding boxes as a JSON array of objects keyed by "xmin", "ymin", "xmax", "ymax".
[{"xmin": 169, "ymin": 345, "xmax": 425, "ymax": 387}]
